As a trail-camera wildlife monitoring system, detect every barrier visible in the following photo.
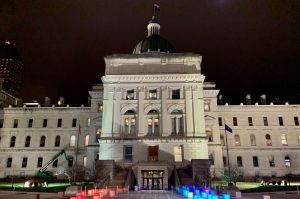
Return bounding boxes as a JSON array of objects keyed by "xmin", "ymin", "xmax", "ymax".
[{"xmin": 262, "ymin": 195, "xmax": 271, "ymax": 199}]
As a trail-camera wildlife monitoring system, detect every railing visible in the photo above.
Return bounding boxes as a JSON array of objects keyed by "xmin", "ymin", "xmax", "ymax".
[
  {"xmin": 124, "ymin": 168, "xmax": 135, "ymax": 189},
  {"xmin": 174, "ymin": 166, "xmax": 181, "ymax": 187}
]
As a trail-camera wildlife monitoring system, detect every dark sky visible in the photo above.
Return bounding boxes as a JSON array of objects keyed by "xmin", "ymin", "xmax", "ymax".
[{"xmin": 1, "ymin": 0, "xmax": 300, "ymax": 105}]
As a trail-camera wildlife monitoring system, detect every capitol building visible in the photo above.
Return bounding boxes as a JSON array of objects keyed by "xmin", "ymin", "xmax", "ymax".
[{"xmin": 0, "ymin": 15, "xmax": 299, "ymax": 189}]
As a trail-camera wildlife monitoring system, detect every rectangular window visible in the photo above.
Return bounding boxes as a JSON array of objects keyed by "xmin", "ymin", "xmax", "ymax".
[
  {"xmin": 149, "ymin": 89, "xmax": 157, "ymax": 100},
  {"xmin": 124, "ymin": 145, "xmax": 133, "ymax": 162},
  {"xmin": 223, "ymin": 156, "xmax": 227, "ymax": 167},
  {"xmin": 68, "ymin": 159, "xmax": 73, "ymax": 167},
  {"xmin": 294, "ymin": 117, "xmax": 299, "ymax": 126},
  {"xmin": 253, "ymin": 156, "xmax": 259, "ymax": 167},
  {"xmin": 0, "ymin": 119, "xmax": 4, "ymax": 128},
  {"xmin": 248, "ymin": 117, "xmax": 253, "ymax": 126},
  {"xmin": 13, "ymin": 119, "xmax": 18, "ymax": 128},
  {"xmin": 28, "ymin": 119, "xmax": 33, "ymax": 128},
  {"xmin": 209, "ymin": 154, "xmax": 214, "ymax": 165},
  {"xmin": 278, "ymin": 117, "xmax": 284, "ymax": 126},
  {"xmin": 218, "ymin": 117, "xmax": 223, "ymax": 126},
  {"xmin": 174, "ymin": 146, "xmax": 183, "ymax": 162},
  {"xmin": 263, "ymin": 117, "xmax": 268, "ymax": 126},
  {"xmin": 285, "ymin": 156, "xmax": 291, "ymax": 167},
  {"xmin": 87, "ymin": 118, "xmax": 91, "ymax": 127},
  {"xmin": 22, "ymin": 157, "xmax": 28, "ymax": 168},
  {"xmin": 281, "ymin": 134, "xmax": 288, "ymax": 146},
  {"xmin": 52, "ymin": 159, "xmax": 58, "ymax": 168},
  {"xmin": 172, "ymin": 89, "xmax": 180, "ymax": 99},
  {"xmin": 37, "ymin": 157, "xmax": 43, "ymax": 168},
  {"xmin": 7, "ymin": 157, "xmax": 12, "ymax": 168},
  {"xmin": 269, "ymin": 156, "xmax": 275, "ymax": 167},
  {"xmin": 126, "ymin": 90, "xmax": 134, "ymax": 100},
  {"xmin": 98, "ymin": 103, "xmax": 103, "ymax": 112},
  {"xmin": 237, "ymin": 156, "xmax": 243, "ymax": 167},
  {"xmin": 57, "ymin": 118, "xmax": 62, "ymax": 127},
  {"xmin": 85, "ymin": 135, "xmax": 89, "ymax": 146},
  {"xmin": 72, "ymin": 118, "xmax": 77, "ymax": 127},
  {"xmin": 83, "ymin": 157, "xmax": 87, "ymax": 167},
  {"xmin": 43, "ymin": 119, "xmax": 48, "ymax": 128},
  {"xmin": 233, "ymin": 117, "xmax": 238, "ymax": 126}
]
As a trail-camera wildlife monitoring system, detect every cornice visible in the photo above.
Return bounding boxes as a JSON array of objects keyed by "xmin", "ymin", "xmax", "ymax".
[{"xmin": 102, "ymin": 74, "xmax": 205, "ymax": 83}]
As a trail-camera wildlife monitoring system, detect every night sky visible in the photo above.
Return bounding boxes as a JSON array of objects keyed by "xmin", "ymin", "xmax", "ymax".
[{"xmin": 1, "ymin": 0, "xmax": 300, "ymax": 105}]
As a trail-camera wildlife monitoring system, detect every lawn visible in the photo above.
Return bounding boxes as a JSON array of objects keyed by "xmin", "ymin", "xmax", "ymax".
[
  {"xmin": 0, "ymin": 182, "xmax": 70, "ymax": 192},
  {"xmin": 213, "ymin": 181, "xmax": 300, "ymax": 193}
]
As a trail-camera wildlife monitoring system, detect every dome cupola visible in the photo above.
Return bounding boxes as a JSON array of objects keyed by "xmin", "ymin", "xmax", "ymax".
[{"xmin": 133, "ymin": 5, "xmax": 175, "ymax": 54}]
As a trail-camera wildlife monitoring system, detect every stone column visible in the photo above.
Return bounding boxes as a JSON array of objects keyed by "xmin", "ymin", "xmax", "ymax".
[
  {"xmin": 192, "ymin": 85, "xmax": 205, "ymax": 137},
  {"xmin": 102, "ymin": 87, "xmax": 114, "ymax": 137},
  {"xmin": 113, "ymin": 88, "xmax": 122, "ymax": 137},
  {"xmin": 138, "ymin": 87, "xmax": 145, "ymax": 136},
  {"xmin": 185, "ymin": 86, "xmax": 194, "ymax": 136},
  {"xmin": 161, "ymin": 86, "xmax": 169, "ymax": 136}
]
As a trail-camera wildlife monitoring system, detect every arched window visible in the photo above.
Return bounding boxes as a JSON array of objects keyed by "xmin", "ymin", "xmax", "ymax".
[
  {"xmin": 70, "ymin": 135, "xmax": 76, "ymax": 147},
  {"xmin": 265, "ymin": 134, "xmax": 272, "ymax": 146},
  {"xmin": 40, "ymin": 136, "xmax": 46, "ymax": 147},
  {"xmin": 95, "ymin": 128, "xmax": 101, "ymax": 141},
  {"xmin": 55, "ymin": 135, "xmax": 60, "ymax": 147},
  {"xmin": 206, "ymin": 128, "xmax": 213, "ymax": 142},
  {"xmin": 234, "ymin": 134, "xmax": 241, "ymax": 146},
  {"xmin": 171, "ymin": 110, "xmax": 184, "ymax": 135},
  {"xmin": 285, "ymin": 156, "xmax": 291, "ymax": 167},
  {"xmin": 123, "ymin": 110, "xmax": 136, "ymax": 136},
  {"xmin": 237, "ymin": 156, "xmax": 243, "ymax": 167},
  {"xmin": 250, "ymin": 134, "xmax": 256, "ymax": 146},
  {"xmin": 25, "ymin": 136, "xmax": 31, "ymax": 147},
  {"xmin": 147, "ymin": 110, "xmax": 159, "ymax": 135},
  {"xmin": 10, "ymin": 136, "xmax": 16, "ymax": 147}
]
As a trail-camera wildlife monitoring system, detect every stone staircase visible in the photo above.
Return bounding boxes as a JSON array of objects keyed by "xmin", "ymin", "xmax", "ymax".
[
  {"xmin": 108, "ymin": 168, "xmax": 129, "ymax": 187},
  {"xmin": 177, "ymin": 168, "xmax": 195, "ymax": 186}
]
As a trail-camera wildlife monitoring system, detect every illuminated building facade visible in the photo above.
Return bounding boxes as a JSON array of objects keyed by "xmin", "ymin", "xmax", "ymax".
[
  {"xmin": 0, "ymin": 41, "xmax": 23, "ymax": 95},
  {"xmin": 0, "ymin": 15, "xmax": 299, "ymax": 188}
]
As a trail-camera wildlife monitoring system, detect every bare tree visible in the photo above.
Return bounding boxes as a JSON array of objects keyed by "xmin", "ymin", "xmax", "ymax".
[{"xmin": 222, "ymin": 165, "xmax": 243, "ymax": 185}]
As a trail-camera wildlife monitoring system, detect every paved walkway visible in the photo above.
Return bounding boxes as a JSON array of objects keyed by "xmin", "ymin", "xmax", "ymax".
[{"xmin": 0, "ymin": 190, "xmax": 299, "ymax": 199}]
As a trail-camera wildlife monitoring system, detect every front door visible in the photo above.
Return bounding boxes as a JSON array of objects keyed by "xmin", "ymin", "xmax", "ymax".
[{"xmin": 142, "ymin": 170, "xmax": 164, "ymax": 190}]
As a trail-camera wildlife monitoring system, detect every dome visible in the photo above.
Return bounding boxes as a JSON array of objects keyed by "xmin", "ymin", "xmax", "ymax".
[{"xmin": 133, "ymin": 34, "xmax": 176, "ymax": 54}]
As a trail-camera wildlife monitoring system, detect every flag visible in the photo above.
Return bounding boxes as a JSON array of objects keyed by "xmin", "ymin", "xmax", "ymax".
[
  {"xmin": 78, "ymin": 124, "xmax": 81, "ymax": 134},
  {"xmin": 225, "ymin": 124, "xmax": 232, "ymax": 133},
  {"xmin": 154, "ymin": 4, "xmax": 160, "ymax": 11}
]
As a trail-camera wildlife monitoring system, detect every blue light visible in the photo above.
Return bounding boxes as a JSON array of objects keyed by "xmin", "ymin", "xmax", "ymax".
[{"xmin": 223, "ymin": 194, "xmax": 231, "ymax": 199}]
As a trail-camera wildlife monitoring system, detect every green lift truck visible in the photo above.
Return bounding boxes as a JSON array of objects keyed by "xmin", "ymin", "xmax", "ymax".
[{"xmin": 25, "ymin": 149, "xmax": 73, "ymax": 187}]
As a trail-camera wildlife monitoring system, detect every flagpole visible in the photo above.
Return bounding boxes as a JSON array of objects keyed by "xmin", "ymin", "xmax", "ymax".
[{"xmin": 224, "ymin": 122, "xmax": 231, "ymax": 182}]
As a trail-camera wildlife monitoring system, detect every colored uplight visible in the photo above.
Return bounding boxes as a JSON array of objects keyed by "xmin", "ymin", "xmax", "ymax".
[
  {"xmin": 201, "ymin": 192, "xmax": 208, "ymax": 198},
  {"xmin": 223, "ymin": 194, "xmax": 230, "ymax": 199},
  {"xmin": 183, "ymin": 189, "xmax": 189, "ymax": 197}
]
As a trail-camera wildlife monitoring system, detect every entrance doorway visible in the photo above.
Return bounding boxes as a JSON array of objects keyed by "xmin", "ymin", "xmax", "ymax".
[
  {"xmin": 148, "ymin": 146, "xmax": 158, "ymax": 161},
  {"xmin": 142, "ymin": 170, "xmax": 164, "ymax": 190}
]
